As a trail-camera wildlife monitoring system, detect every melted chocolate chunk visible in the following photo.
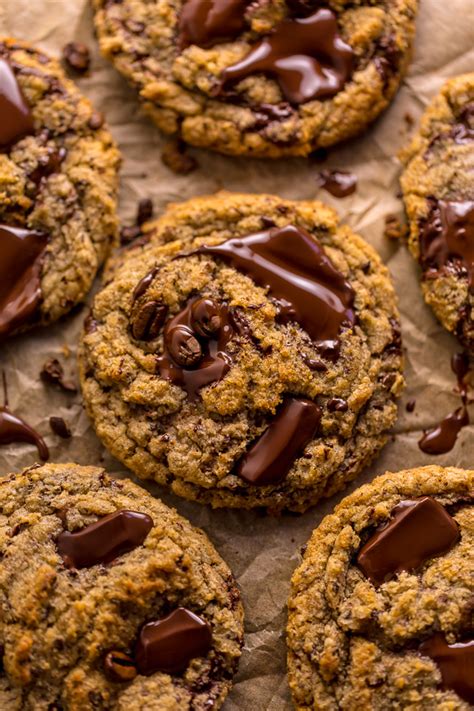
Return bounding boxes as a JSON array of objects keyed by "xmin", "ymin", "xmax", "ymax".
[
  {"xmin": 418, "ymin": 406, "xmax": 469, "ymax": 455},
  {"xmin": 135, "ymin": 608, "xmax": 212, "ymax": 675},
  {"xmin": 0, "ymin": 58, "xmax": 34, "ymax": 147},
  {"xmin": 0, "ymin": 373, "xmax": 49, "ymax": 460},
  {"xmin": 316, "ymin": 170, "xmax": 357, "ymax": 198},
  {"xmin": 221, "ymin": 9, "xmax": 354, "ymax": 104},
  {"xmin": 0, "ymin": 224, "xmax": 49, "ymax": 339},
  {"xmin": 420, "ymin": 199, "xmax": 474, "ymax": 288},
  {"xmin": 418, "ymin": 351, "xmax": 471, "ymax": 455},
  {"xmin": 191, "ymin": 224, "xmax": 355, "ymax": 349},
  {"xmin": 357, "ymin": 497, "xmax": 459, "ymax": 585},
  {"xmin": 420, "ymin": 634, "xmax": 474, "ymax": 704},
  {"xmin": 57, "ymin": 510, "xmax": 153, "ymax": 568},
  {"xmin": 155, "ymin": 297, "xmax": 235, "ymax": 400},
  {"xmin": 237, "ymin": 398, "xmax": 321, "ymax": 485},
  {"xmin": 327, "ymin": 397, "xmax": 348, "ymax": 412},
  {"xmin": 179, "ymin": 0, "xmax": 248, "ymax": 49}
]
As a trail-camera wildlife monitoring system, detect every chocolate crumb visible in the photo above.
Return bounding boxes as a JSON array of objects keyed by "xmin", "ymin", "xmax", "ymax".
[
  {"xmin": 120, "ymin": 225, "xmax": 142, "ymax": 246},
  {"xmin": 406, "ymin": 399, "xmax": 416, "ymax": 413},
  {"xmin": 161, "ymin": 137, "xmax": 198, "ymax": 175},
  {"xmin": 136, "ymin": 198, "xmax": 154, "ymax": 226},
  {"xmin": 49, "ymin": 417, "xmax": 72, "ymax": 439},
  {"xmin": 88, "ymin": 111, "xmax": 104, "ymax": 130},
  {"xmin": 62, "ymin": 42, "xmax": 91, "ymax": 74},
  {"xmin": 40, "ymin": 359, "xmax": 77, "ymax": 393}
]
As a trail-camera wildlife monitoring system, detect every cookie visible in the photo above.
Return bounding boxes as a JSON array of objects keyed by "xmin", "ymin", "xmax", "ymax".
[
  {"xmin": 0, "ymin": 38, "xmax": 120, "ymax": 340},
  {"xmin": 0, "ymin": 463, "xmax": 243, "ymax": 709},
  {"xmin": 400, "ymin": 74, "xmax": 474, "ymax": 352},
  {"xmin": 92, "ymin": 0, "xmax": 418, "ymax": 158},
  {"xmin": 79, "ymin": 192, "xmax": 404, "ymax": 512},
  {"xmin": 287, "ymin": 465, "xmax": 473, "ymax": 709}
]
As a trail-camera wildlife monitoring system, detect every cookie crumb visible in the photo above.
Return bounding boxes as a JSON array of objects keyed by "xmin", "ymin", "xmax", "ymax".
[
  {"xmin": 161, "ymin": 138, "xmax": 198, "ymax": 175},
  {"xmin": 49, "ymin": 416, "xmax": 72, "ymax": 439},
  {"xmin": 384, "ymin": 214, "xmax": 406, "ymax": 241},
  {"xmin": 62, "ymin": 42, "xmax": 91, "ymax": 74},
  {"xmin": 40, "ymin": 359, "xmax": 77, "ymax": 393}
]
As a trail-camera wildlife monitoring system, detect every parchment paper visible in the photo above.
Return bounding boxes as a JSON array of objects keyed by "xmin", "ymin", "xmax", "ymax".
[{"xmin": 0, "ymin": 2, "xmax": 473, "ymax": 708}]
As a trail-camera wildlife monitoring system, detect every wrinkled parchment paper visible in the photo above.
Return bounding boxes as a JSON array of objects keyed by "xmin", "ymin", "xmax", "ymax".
[{"xmin": 1, "ymin": 1, "xmax": 473, "ymax": 707}]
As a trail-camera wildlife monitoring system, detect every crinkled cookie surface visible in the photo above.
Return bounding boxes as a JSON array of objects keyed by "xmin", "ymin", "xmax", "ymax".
[
  {"xmin": 0, "ymin": 463, "xmax": 243, "ymax": 710},
  {"xmin": 0, "ymin": 38, "xmax": 120, "ymax": 340},
  {"xmin": 92, "ymin": 0, "xmax": 418, "ymax": 157},
  {"xmin": 400, "ymin": 73, "xmax": 474, "ymax": 352},
  {"xmin": 287, "ymin": 465, "xmax": 473, "ymax": 710},
  {"xmin": 79, "ymin": 192, "xmax": 404, "ymax": 512}
]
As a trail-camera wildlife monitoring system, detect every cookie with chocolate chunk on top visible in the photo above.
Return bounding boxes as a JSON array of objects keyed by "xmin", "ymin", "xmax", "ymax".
[
  {"xmin": 79, "ymin": 192, "xmax": 404, "ymax": 512},
  {"xmin": 92, "ymin": 0, "xmax": 418, "ymax": 157},
  {"xmin": 400, "ymin": 73, "xmax": 474, "ymax": 352},
  {"xmin": 0, "ymin": 463, "xmax": 243, "ymax": 709},
  {"xmin": 0, "ymin": 38, "xmax": 120, "ymax": 341},
  {"xmin": 288, "ymin": 465, "xmax": 473, "ymax": 709}
]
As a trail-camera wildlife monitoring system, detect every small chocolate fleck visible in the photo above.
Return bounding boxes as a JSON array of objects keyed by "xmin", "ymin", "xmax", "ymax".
[
  {"xmin": 406, "ymin": 398, "xmax": 416, "ymax": 413},
  {"xmin": 49, "ymin": 417, "xmax": 71, "ymax": 439},
  {"xmin": 40, "ymin": 358, "xmax": 77, "ymax": 393},
  {"xmin": 315, "ymin": 170, "xmax": 357, "ymax": 198},
  {"xmin": 88, "ymin": 111, "xmax": 104, "ymax": 130},
  {"xmin": 104, "ymin": 651, "xmax": 137, "ymax": 683},
  {"xmin": 120, "ymin": 225, "xmax": 142, "ymax": 246},
  {"xmin": 136, "ymin": 198, "xmax": 154, "ymax": 226},
  {"xmin": 357, "ymin": 497, "xmax": 460, "ymax": 585},
  {"xmin": 161, "ymin": 137, "xmax": 198, "ymax": 175},
  {"xmin": 327, "ymin": 397, "xmax": 348, "ymax": 412},
  {"xmin": 135, "ymin": 608, "xmax": 212, "ymax": 675},
  {"xmin": 62, "ymin": 42, "xmax": 91, "ymax": 74},
  {"xmin": 57, "ymin": 510, "xmax": 154, "ymax": 568}
]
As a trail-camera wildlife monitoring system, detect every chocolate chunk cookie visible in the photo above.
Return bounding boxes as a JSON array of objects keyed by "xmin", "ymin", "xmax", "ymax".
[
  {"xmin": 287, "ymin": 465, "xmax": 473, "ymax": 709},
  {"xmin": 79, "ymin": 192, "xmax": 404, "ymax": 512},
  {"xmin": 92, "ymin": 0, "xmax": 418, "ymax": 157},
  {"xmin": 400, "ymin": 74, "xmax": 474, "ymax": 352},
  {"xmin": 0, "ymin": 39, "xmax": 120, "ymax": 340},
  {"xmin": 0, "ymin": 463, "xmax": 243, "ymax": 709}
]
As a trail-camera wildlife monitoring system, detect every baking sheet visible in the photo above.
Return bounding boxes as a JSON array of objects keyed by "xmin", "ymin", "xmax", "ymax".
[{"xmin": 0, "ymin": 1, "xmax": 473, "ymax": 708}]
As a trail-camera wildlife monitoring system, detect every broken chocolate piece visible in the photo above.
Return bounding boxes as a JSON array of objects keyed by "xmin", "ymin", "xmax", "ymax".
[
  {"xmin": 135, "ymin": 608, "xmax": 212, "ymax": 675},
  {"xmin": 357, "ymin": 497, "xmax": 459, "ymax": 585}
]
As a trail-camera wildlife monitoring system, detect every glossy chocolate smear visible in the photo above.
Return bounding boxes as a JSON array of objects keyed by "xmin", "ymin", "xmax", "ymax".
[
  {"xmin": 357, "ymin": 497, "xmax": 459, "ymax": 585},
  {"xmin": 0, "ymin": 224, "xmax": 48, "ymax": 339},
  {"xmin": 179, "ymin": 0, "xmax": 248, "ymax": 49},
  {"xmin": 221, "ymin": 8, "xmax": 354, "ymax": 104},
  {"xmin": 420, "ymin": 634, "xmax": 474, "ymax": 704},
  {"xmin": 135, "ymin": 608, "xmax": 212, "ymax": 675},
  {"xmin": 0, "ymin": 58, "xmax": 34, "ymax": 147},
  {"xmin": 192, "ymin": 224, "xmax": 355, "ymax": 347},
  {"xmin": 0, "ymin": 373, "xmax": 49, "ymax": 460},
  {"xmin": 57, "ymin": 510, "xmax": 153, "ymax": 568},
  {"xmin": 418, "ymin": 351, "xmax": 471, "ymax": 455},
  {"xmin": 237, "ymin": 398, "xmax": 321, "ymax": 485},
  {"xmin": 420, "ymin": 199, "xmax": 474, "ymax": 288},
  {"xmin": 155, "ymin": 297, "xmax": 235, "ymax": 400},
  {"xmin": 418, "ymin": 406, "xmax": 469, "ymax": 455}
]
